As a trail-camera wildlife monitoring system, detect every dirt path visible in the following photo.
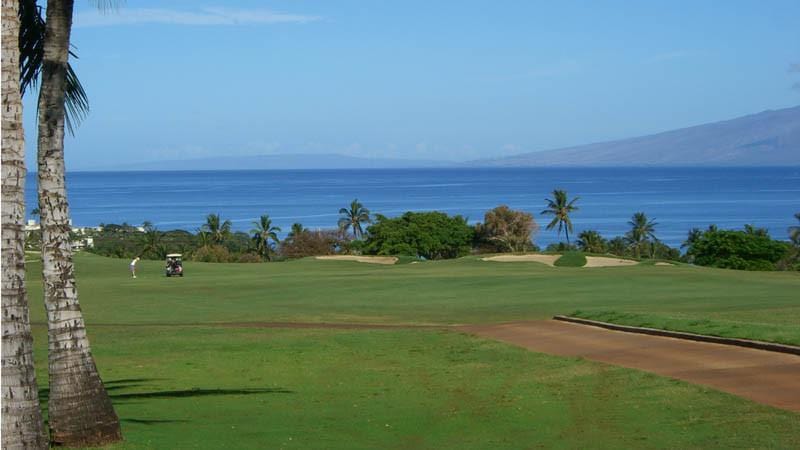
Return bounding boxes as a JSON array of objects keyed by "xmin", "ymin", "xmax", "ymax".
[{"xmin": 462, "ymin": 320, "xmax": 800, "ymax": 412}]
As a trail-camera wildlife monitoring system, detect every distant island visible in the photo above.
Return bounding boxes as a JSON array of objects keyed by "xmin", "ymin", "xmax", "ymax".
[
  {"xmin": 470, "ymin": 105, "xmax": 800, "ymax": 167},
  {"xmin": 87, "ymin": 106, "xmax": 800, "ymax": 171}
]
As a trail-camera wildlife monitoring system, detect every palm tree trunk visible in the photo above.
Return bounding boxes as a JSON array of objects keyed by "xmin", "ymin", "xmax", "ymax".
[
  {"xmin": 565, "ymin": 226, "xmax": 570, "ymax": 246},
  {"xmin": 2, "ymin": 1, "xmax": 49, "ymax": 448},
  {"xmin": 36, "ymin": 0, "xmax": 122, "ymax": 446}
]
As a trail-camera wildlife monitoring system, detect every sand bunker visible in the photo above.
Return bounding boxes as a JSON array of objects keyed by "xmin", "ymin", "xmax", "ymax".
[
  {"xmin": 654, "ymin": 262, "xmax": 674, "ymax": 266},
  {"xmin": 583, "ymin": 256, "xmax": 638, "ymax": 267},
  {"xmin": 316, "ymin": 255, "xmax": 398, "ymax": 265},
  {"xmin": 482, "ymin": 254, "xmax": 561, "ymax": 266}
]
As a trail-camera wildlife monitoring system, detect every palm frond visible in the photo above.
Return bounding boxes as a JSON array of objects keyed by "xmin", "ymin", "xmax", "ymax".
[
  {"xmin": 19, "ymin": 0, "xmax": 89, "ymax": 136},
  {"xmin": 89, "ymin": 0, "xmax": 126, "ymax": 13}
]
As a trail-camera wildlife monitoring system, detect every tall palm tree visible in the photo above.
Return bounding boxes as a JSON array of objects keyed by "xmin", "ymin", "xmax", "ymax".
[
  {"xmin": 744, "ymin": 224, "xmax": 768, "ymax": 237},
  {"xmin": 338, "ymin": 199, "xmax": 371, "ymax": 239},
  {"xmin": 541, "ymin": 190, "xmax": 579, "ymax": 245},
  {"xmin": 34, "ymin": 0, "xmax": 121, "ymax": 446},
  {"xmin": 287, "ymin": 222, "xmax": 306, "ymax": 241},
  {"xmin": 2, "ymin": 1, "xmax": 48, "ymax": 447},
  {"xmin": 250, "ymin": 215, "xmax": 281, "ymax": 261},
  {"xmin": 577, "ymin": 230, "xmax": 606, "ymax": 254},
  {"xmin": 202, "ymin": 213, "xmax": 232, "ymax": 244},
  {"xmin": 790, "ymin": 213, "xmax": 800, "ymax": 246},
  {"xmin": 682, "ymin": 227, "xmax": 702, "ymax": 249},
  {"xmin": 197, "ymin": 230, "xmax": 212, "ymax": 248},
  {"xmin": 140, "ymin": 221, "xmax": 163, "ymax": 258},
  {"xmin": 626, "ymin": 212, "xmax": 658, "ymax": 258}
]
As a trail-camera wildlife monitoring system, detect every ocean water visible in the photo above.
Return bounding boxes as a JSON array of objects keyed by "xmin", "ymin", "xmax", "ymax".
[{"xmin": 25, "ymin": 167, "xmax": 800, "ymax": 248}]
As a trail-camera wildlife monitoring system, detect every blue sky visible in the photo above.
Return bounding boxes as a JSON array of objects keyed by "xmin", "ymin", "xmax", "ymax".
[{"xmin": 22, "ymin": 0, "xmax": 800, "ymax": 169}]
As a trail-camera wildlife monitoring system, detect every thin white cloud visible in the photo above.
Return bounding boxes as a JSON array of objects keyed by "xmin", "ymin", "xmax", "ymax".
[
  {"xmin": 74, "ymin": 7, "xmax": 321, "ymax": 27},
  {"xmin": 644, "ymin": 50, "xmax": 689, "ymax": 64}
]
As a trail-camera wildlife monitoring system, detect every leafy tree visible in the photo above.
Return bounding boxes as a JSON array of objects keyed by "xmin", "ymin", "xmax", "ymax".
[
  {"xmin": 280, "ymin": 229, "xmax": 341, "ymax": 258},
  {"xmin": 625, "ymin": 212, "xmax": 658, "ymax": 258},
  {"xmin": 475, "ymin": 205, "xmax": 538, "ymax": 252},
  {"xmin": 577, "ymin": 230, "xmax": 607, "ymax": 253},
  {"xmin": 338, "ymin": 199, "xmax": 371, "ymax": 239},
  {"xmin": 789, "ymin": 213, "xmax": 800, "ymax": 246},
  {"xmin": 685, "ymin": 228, "xmax": 790, "ymax": 271},
  {"xmin": 250, "ymin": 215, "xmax": 281, "ymax": 261},
  {"xmin": 364, "ymin": 212, "xmax": 473, "ymax": 260},
  {"xmin": 225, "ymin": 231, "xmax": 255, "ymax": 255},
  {"xmin": 541, "ymin": 190, "xmax": 579, "ymax": 245},
  {"xmin": 202, "ymin": 213, "xmax": 232, "ymax": 244}
]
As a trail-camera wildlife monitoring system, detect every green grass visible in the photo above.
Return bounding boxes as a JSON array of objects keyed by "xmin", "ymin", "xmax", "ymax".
[
  {"xmin": 554, "ymin": 251, "xmax": 588, "ymax": 267},
  {"xmin": 27, "ymin": 253, "xmax": 799, "ymax": 343},
  {"xmin": 21, "ymin": 253, "xmax": 800, "ymax": 448},
  {"xmin": 31, "ymin": 325, "xmax": 800, "ymax": 449},
  {"xmin": 569, "ymin": 310, "xmax": 800, "ymax": 346}
]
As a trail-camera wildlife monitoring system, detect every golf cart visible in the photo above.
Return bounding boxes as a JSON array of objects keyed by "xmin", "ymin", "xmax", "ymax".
[{"xmin": 165, "ymin": 253, "xmax": 184, "ymax": 277}]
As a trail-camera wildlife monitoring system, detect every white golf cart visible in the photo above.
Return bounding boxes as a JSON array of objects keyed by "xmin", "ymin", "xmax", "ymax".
[{"xmin": 165, "ymin": 253, "xmax": 184, "ymax": 277}]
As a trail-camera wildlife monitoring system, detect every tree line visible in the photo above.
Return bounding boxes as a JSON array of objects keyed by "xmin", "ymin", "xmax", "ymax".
[{"xmin": 84, "ymin": 191, "xmax": 799, "ymax": 270}]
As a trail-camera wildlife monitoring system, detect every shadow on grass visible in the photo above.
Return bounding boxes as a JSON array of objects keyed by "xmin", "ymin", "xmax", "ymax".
[
  {"xmin": 39, "ymin": 380, "xmax": 293, "ymax": 428},
  {"xmin": 112, "ymin": 387, "xmax": 293, "ymax": 401},
  {"xmin": 39, "ymin": 378, "xmax": 293, "ymax": 405},
  {"xmin": 121, "ymin": 418, "xmax": 190, "ymax": 425}
]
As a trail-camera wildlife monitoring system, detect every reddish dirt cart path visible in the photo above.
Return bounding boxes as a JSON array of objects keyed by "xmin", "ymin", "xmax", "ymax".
[{"xmin": 462, "ymin": 320, "xmax": 800, "ymax": 413}]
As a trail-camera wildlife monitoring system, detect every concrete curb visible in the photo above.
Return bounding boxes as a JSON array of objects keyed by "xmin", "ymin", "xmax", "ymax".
[{"xmin": 553, "ymin": 315, "xmax": 800, "ymax": 356}]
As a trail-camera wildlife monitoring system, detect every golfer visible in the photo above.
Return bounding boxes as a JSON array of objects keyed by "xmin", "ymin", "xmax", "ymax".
[{"xmin": 130, "ymin": 257, "xmax": 140, "ymax": 278}]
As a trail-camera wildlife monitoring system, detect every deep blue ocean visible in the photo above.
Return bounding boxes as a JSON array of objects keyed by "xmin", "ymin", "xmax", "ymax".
[{"xmin": 25, "ymin": 167, "xmax": 800, "ymax": 248}]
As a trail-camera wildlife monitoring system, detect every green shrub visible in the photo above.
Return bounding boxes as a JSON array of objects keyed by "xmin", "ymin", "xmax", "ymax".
[
  {"xmin": 684, "ymin": 228, "xmax": 790, "ymax": 271},
  {"xmin": 364, "ymin": 212, "xmax": 473, "ymax": 260},
  {"xmin": 192, "ymin": 245, "xmax": 234, "ymax": 263},
  {"xmin": 236, "ymin": 253, "xmax": 264, "ymax": 263},
  {"xmin": 554, "ymin": 252, "xmax": 587, "ymax": 267}
]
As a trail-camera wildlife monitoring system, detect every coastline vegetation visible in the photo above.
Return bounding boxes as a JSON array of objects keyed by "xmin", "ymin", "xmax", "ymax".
[{"xmin": 66, "ymin": 199, "xmax": 800, "ymax": 271}]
